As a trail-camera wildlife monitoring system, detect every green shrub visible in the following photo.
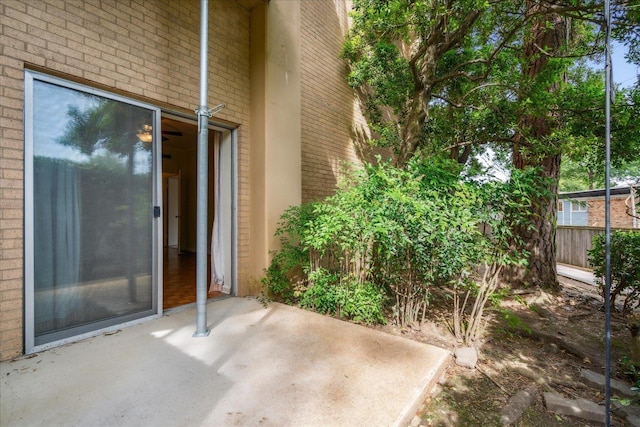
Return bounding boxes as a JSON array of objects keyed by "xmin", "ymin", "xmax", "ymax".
[
  {"xmin": 261, "ymin": 158, "xmax": 535, "ymax": 340},
  {"xmin": 338, "ymin": 278, "xmax": 387, "ymax": 324},
  {"xmin": 261, "ymin": 203, "xmax": 317, "ymax": 304},
  {"xmin": 299, "ymin": 269, "xmax": 341, "ymax": 315},
  {"xmin": 300, "ymin": 269, "xmax": 386, "ymax": 324},
  {"xmin": 589, "ymin": 230, "xmax": 640, "ymax": 315}
]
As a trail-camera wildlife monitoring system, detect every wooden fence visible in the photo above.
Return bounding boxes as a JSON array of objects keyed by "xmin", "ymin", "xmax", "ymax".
[{"xmin": 556, "ymin": 226, "xmax": 636, "ymax": 268}]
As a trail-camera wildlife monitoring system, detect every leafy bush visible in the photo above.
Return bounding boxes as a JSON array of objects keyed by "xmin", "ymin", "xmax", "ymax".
[
  {"xmin": 260, "ymin": 203, "xmax": 317, "ymax": 304},
  {"xmin": 261, "ymin": 158, "xmax": 537, "ymax": 343},
  {"xmin": 449, "ymin": 168, "xmax": 543, "ymax": 344},
  {"xmin": 300, "ymin": 158, "xmax": 486, "ymax": 327},
  {"xmin": 589, "ymin": 230, "xmax": 640, "ymax": 315},
  {"xmin": 300, "ymin": 269, "xmax": 386, "ymax": 324},
  {"xmin": 299, "ymin": 269, "xmax": 341, "ymax": 315}
]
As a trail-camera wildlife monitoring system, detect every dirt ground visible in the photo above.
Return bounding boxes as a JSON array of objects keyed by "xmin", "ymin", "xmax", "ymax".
[{"xmin": 375, "ymin": 278, "xmax": 637, "ymax": 426}]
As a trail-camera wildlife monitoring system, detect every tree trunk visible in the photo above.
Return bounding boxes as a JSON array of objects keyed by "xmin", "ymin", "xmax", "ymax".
[
  {"xmin": 507, "ymin": 2, "xmax": 566, "ymax": 291},
  {"xmin": 509, "ymin": 143, "xmax": 561, "ymax": 290}
]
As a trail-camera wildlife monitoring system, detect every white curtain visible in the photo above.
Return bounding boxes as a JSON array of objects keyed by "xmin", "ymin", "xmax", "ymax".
[
  {"xmin": 209, "ymin": 138, "xmax": 229, "ymax": 293},
  {"xmin": 34, "ymin": 157, "xmax": 81, "ymax": 333}
]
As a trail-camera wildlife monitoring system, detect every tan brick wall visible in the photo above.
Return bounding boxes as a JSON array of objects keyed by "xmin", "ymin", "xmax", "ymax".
[
  {"xmin": 588, "ymin": 197, "xmax": 636, "ymax": 229},
  {"xmin": 0, "ymin": 0, "xmax": 252, "ymax": 360},
  {"xmin": 300, "ymin": 0, "xmax": 372, "ymax": 203}
]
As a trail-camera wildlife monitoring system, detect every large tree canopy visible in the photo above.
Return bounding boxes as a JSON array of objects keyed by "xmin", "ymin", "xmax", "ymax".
[
  {"xmin": 342, "ymin": 0, "xmax": 526, "ymax": 165},
  {"xmin": 343, "ymin": 0, "xmax": 640, "ymax": 289}
]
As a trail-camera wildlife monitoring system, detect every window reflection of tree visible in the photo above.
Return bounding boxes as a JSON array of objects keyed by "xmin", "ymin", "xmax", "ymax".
[{"xmin": 56, "ymin": 98, "xmax": 153, "ymax": 305}]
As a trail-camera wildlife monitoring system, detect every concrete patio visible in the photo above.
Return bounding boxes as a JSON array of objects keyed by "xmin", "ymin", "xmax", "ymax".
[{"xmin": 1, "ymin": 297, "xmax": 450, "ymax": 427}]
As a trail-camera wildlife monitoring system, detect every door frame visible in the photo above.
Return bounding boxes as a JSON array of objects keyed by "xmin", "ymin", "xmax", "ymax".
[
  {"xmin": 160, "ymin": 112, "xmax": 238, "ymax": 298},
  {"xmin": 24, "ymin": 70, "xmax": 163, "ymax": 354},
  {"xmin": 23, "ymin": 71, "xmax": 238, "ymax": 353}
]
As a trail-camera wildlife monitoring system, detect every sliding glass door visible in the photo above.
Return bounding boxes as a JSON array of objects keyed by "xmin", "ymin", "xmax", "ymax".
[{"xmin": 25, "ymin": 71, "xmax": 161, "ymax": 350}]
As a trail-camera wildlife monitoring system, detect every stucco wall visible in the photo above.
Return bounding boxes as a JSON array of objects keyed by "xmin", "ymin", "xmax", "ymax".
[
  {"xmin": 248, "ymin": 0, "xmax": 304, "ymax": 289},
  {"xmin": 245, "ymin": 0, "xmax": 377, "ymax": 285},
  {"xmin": 0, "ymin": 0, "xmax": 252, "ymax": 360}
]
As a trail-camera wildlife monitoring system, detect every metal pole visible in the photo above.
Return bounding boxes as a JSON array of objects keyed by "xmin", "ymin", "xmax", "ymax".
[
  {"xmin": 604, "ymin": 0, "xmax": 612, "ymax": 423},
  {"xmin": 194, "ymin": 0, "xmax": 211, "ymax": 337}
]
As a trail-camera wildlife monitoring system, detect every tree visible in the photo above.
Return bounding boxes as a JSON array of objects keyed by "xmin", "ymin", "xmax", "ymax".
[
  {"xmin": 342, "ymin": 0, "xmax": 523, "ymax": 166},
  {"xmin": 507, "ymin": 2, "xmax": 638, "ymax": 287},
  {"xmin": 343, "ymin": 0, "xmax": 639, "ymax": 290},
  {"xmin": 560, "ymin": 75, "xmax": 640, "ymax": 191},
  {"xmin": 505, "ymin": 1, "xmax": 569, "ymax": 289},
  {"xmin": 57, "ymin": 98, "xmax": 153, "ymax": 301}
]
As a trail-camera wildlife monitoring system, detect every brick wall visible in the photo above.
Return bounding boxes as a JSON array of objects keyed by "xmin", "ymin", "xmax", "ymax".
[
  {"xmin": 588, "ymin": 197, "xmax": 636, "ymax": 228},
  {"xmin": 300, "ymin": 0, "xmax": 372, "ymax": 203},
  {"xmin": 0, "ymin": 0, "xmax": 252, "ymax": 360}
]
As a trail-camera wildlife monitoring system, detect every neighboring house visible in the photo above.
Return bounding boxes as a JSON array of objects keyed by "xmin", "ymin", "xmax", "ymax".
[
  {"xmin": 557, "ymin": 187, "xmax": 639, "ymax": 229},
  {"xmin": 556, "ymin": 186, "xmax": 638, "ymax": 268},
  {"xmin": 0, "ymin": 1, "xmax": 372, "ymax": 360}
]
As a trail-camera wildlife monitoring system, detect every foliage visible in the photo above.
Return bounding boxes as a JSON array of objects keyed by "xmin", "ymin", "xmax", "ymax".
[
  {"xmin": 262, "ymin": 160, "xmax": 539, "ymax": 343},
  {"xmin": 341, "ymin": 0, "xmax": 640, "ymax": 290},
  {"xmin": 560, "ymin": 72, "xmax": 640, "ymax": 191},
  {"xmin": 616, "ymin": 354, "xmax": 640, "ymax": 407},
  {"xmin": 342, "ymin": 0, "xmax": 527, "ymax": 165},
  {"xmin": 612, "ymin": 0, "xmax": 640, "ymax": 66},
  {"xmin": 299, "ymin": 269, "xmax": 386, "ymax": 325},
  {"xmin": 589, "ymin": 230, "xmax": 640, "ymax": 316},
  {"xmin": 340, "ymin": 0, "xmax": 631, "ymax": 168},
  {"xmin": 58, "ymin": 98, "xmax": 151, "ymax": 158},
  {"xmin": 451, "ymin": 167, "xmax": 545, "ymax": 343},
  {"xmin": 560, "ymin": 157, "xmax": 640, "ymax": 192},
  {"xmin": 260, "ymin": 203, "xmax": 317, "ymax": 304}
]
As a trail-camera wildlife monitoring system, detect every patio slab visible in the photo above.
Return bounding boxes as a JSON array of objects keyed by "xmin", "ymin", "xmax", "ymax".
[{"xmin": 1, "ymin": 297, "xmax": 450, "ymax": 427}]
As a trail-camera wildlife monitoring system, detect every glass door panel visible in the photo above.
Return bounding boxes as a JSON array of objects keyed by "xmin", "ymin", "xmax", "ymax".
[{"xmin": 27, "ymin": 75, "xmax": 158, "ymax": 347}]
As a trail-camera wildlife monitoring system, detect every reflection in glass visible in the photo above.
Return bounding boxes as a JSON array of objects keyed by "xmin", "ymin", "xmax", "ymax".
[{"xmin": 33, "ymin": 80, "xmax": 154, "ymax": 342}]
